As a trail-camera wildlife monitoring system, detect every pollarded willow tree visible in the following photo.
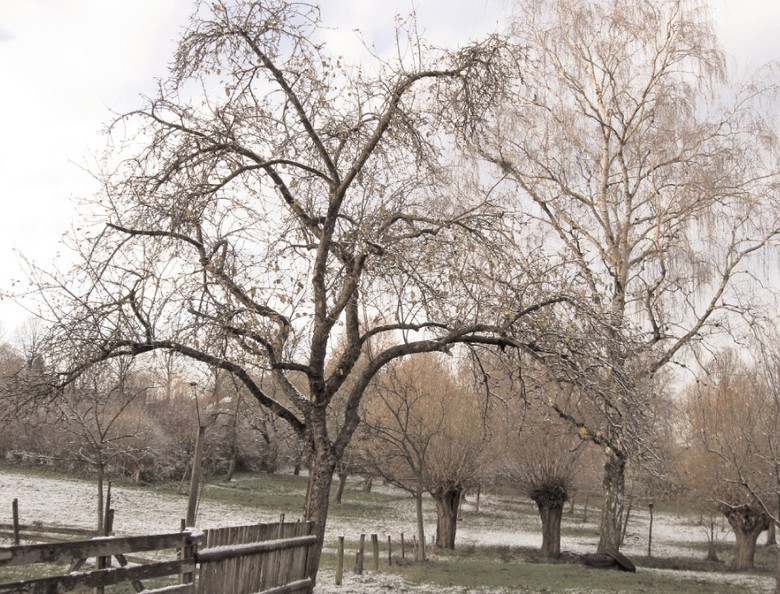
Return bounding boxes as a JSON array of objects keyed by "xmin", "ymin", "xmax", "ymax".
[
  {"xmin": 684, "ymin": 351, "xmax": 775, "ymax": 570},
  {"xmin": 22, "ymin": 0, "xmax": 562, "ymax": 582},
  {"xmin": 359, "ymin": 353, "xmax": 488, "ymax": 557},
  {"xmin": 472, "ymin": 0, "xmax": 780, "ymax": 553}
]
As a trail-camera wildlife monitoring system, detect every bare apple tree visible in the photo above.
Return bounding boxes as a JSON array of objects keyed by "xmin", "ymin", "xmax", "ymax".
[
  {"xmin": 471, "ymin": 0, "xmax": 780, "ymax": 553},
  {"xmin": 22, "ymin": 0, "xmax": 563, "ymax": 581}
]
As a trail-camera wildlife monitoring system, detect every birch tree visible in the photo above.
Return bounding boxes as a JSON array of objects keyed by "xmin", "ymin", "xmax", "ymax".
[{"xmin": 473, "ymin": 0, "xmax": 780, "ymax": 553}]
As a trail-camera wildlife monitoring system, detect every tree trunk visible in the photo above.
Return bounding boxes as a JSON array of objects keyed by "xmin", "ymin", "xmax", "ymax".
[
  {"xmin": 706, "ymin": 518, "xmax": 719, "ymax": 562},
  {"xmin": 186, "ymin": 424, "xmax": 207, "ymax": 527},
  {"xmin": 432, "ymin": 486, "xmax": 462, "ymax": 549},
  {"xmin": 225, "ymin": 455, "xmax": 237, "ymax": 483},
  {"xmin": 265, "ymin": 442, "xmax": 279, "ymax": 474},
  {"xmin": 334, "ymin": 472, "xmax": 348, "ymax": 504},
  {"xmin": 621, "ymin": 497, "xmax": 633, "ymax": 546},
  {"xmin": 723, "ymin": 505, "xmax": 771, "ymax": 570},
  {"xmin": 538, "ymin": 502, "xmax": 564, "ymax": 558},
  {"xmin": 767, "ymin": 521, "xmax": 777, "ymax": 546},
  {"xmin": 303, "ymin": 451, "xmax": 336, "ymax": 582},
  {"xmin": 362, "ymin": 477, "xmax": 373, "ymax": 493},
  {"xmin": 415, "ymin": 486, "xmax": 427, "ymax": 562},
  {"xmin": 774, "ymin": 542, "xmax": 780, "ymax": 594},
  {"xmin": 225, "ymin": 394, "xmax": 241, "ymax": 483},
  {"xmin": 597, "ymin": 452, "xmax": 626, "ymax": 554}
]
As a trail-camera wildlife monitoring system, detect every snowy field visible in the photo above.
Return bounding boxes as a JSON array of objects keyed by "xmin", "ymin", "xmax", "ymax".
[{"xmin": 0, "ymin": 471, "xmax": 774, "ymax": 593}]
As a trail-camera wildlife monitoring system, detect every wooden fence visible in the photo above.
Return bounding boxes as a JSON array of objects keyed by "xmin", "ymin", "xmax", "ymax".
[
  {"xmin": 197, "ymin": 521, "xmax": 315, "ymax": 594},
  {"xmin": 0, "ymin": 521, "xmax": 316, "ymax": 594}
]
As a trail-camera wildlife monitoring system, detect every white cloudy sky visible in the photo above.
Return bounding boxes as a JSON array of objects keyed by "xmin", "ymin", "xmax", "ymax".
[{"xmin": 0, "ymin": 0, "xmax": 778, "ymax": 331}]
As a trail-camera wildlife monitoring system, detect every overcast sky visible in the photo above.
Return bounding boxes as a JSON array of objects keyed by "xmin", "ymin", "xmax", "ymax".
[{"xmin": 0, "ymin": 0, "xmax": 778, "ymax": 332}]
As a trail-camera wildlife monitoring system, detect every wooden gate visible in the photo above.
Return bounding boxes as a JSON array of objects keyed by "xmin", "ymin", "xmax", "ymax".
[{"xmin": 196, "ymin": 521, "xmax": 316, "ymax": 594}]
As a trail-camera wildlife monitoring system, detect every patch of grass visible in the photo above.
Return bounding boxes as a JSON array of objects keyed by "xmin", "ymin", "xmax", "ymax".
[
  {"xmin": 3, "ymin": 465, "xmax": 777, "ymax": 593},
  {"xmin": 634, "ymin": 554, "xmax": 727, "ymax": 573},
  {"xmin": 0, "ymin": 462, "xmax": 94, "ymax": 483},
  {"xmin": 677, "ymin": 539, "xmax": 778, "ymax": 572},
  {"xmin": 354, "ymin": 547, "xmax": 770, "ymax": 594},
  {"xmin": 147, "ymin": 472, "xmax": 310, "ymax": 515},
  {"xmin": 561, "ymin": 524, "xmax": 600, "ymax": 538},
  {"xmin": 328, "ymin": 485, "xmax": 411, "ymax": 522}
]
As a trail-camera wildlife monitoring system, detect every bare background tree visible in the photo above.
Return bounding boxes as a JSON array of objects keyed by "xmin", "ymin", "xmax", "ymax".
[
  {"xmin": 360, "ymin": 354, "xmax": 489, "ymax": 556},
  {"xmin": 684, "ymin": 350, "xmax": 774, "ymax": 570},
  {"xmin": 53, "ymin": 359, "xmax": 151, "ymax": 531}
]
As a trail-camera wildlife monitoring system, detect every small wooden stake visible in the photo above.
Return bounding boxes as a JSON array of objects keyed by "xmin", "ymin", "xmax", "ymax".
[
  {"xmin": 371, "ymin": 534, "xmax": 379, "ymax": 571},
  {"xmin": 355, "ymin": 534, "xmax": 365, "ymax": 574},
  {"xmin": 12, "ymin": 499, "xmax": 20, "ymax": 545},
  {"xmin": 335, "ymin": 536, "xmax": 344, "ymax": 585},
  {"xmin": 387, "ymin": 535, "xmax": 392, "ymax": 566}
]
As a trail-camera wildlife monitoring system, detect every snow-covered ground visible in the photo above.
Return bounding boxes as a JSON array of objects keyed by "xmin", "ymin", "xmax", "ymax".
[{"xmin": 0, "ymin": 471, "xmax": 775, "ymax": 593}]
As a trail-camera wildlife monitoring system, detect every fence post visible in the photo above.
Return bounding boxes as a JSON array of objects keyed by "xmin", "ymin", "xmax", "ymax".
[
  {"xmin": 179, "ymin": 532, "xmax": 196, "ymax": 585},
  {"xmin": 400, "ymin": 532, "xmax": 405, "ymax": 560},
  {"xmin": 371, "ymin": 534, "xmax": 379, "ymax": 571},
  {"xmin": 12, "ymin": 499, "xmax": 20, "ymax": 545},
  {"xmin": 387, "ymin": 535, "xmax": 392, "ymax": 566},
  {"xmin": 104, "ymin": 509, "xmax": 114, "ymax": 537},
  {"xmin": 93, "ymin": 508, "xmax": 114, "ymax": 594},
  {"xmin": 335, "ymin": 536, "xmax": 344, "ymax": 585},
  {"xmin": 354, "ymin": 534, "xmax": 365, "ymax": 574}
]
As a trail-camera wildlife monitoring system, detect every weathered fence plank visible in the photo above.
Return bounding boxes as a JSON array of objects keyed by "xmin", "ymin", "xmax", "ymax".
[
  {"xmin": 0, "ymin": 533, "xmax": 190, "ymax": 568},
  {"xmin": 143, "ymin": 586, "xmax": 194, "ymax": 594},
  {"xmin": 195, "ymin": 535, "xmax": 317, "ymax": 563},
  {"xmin": 141, "ymin": 586, "xmax": 194, "ymax": 594},
  {"xmin": 0, "ymin": 560, "xmax": 194, "ymax": 593},
  {"xmin": 0, "ymin": 525, "xmax": 96, "ymax": 538},
  {"xmin": 258, "ymin": 578, "xmax": 313, "ymax": 594}
]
